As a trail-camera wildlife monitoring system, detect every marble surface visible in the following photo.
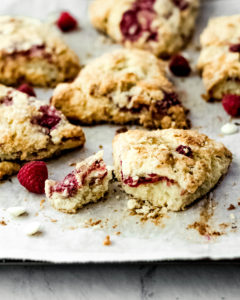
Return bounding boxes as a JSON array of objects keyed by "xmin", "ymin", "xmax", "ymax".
[{"xmin": 1, "ymin": 263, "xmax": 240, "ymax": 299}]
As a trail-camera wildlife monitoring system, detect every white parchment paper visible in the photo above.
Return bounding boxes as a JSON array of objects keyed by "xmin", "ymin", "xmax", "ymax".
[{"xmin": 0, "ymin": 0, "xmax": 240, "ymax": 263}]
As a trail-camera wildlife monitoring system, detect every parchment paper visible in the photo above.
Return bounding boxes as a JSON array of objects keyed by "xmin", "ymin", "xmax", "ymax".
[{"xmin": 0, "ymin": 0, "xmax": 240, "ymax": 263}]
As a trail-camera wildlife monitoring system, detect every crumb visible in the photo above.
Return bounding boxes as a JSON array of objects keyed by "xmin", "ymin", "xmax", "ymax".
[
  {"xmin": 86, "ymin": 52, "xmax": 93, "ymax": 58},
  {"xmin": 228, "ymin": 204, "xmax": 236, "ymax": 210},
  {"xmin": 68, "ymin": 226, "xmax": 77, "ymax": 230},
  {"xmin": 99, "ymin": 145, "xmax": 103, "ymax": 149},
  {"xmin": 115, "ymin": 231, "xmax": 121, "ymax": 235},
  {"xmin": 35, "ymin": 212, "xmax": 39, "ymax": 216},
  {"xmin": 50, "ymin": 219, "xmax": 57, "ymax": 223},
  {"xmin": 0, "ymin": 220, "xmax": 6, "ymax": 226},
  {"xmin": 115, "ymin": 127, "xmax": 128, "ymax": 135},
  {"xmin": 238, "ymin": 202, "xmax": 240, "ymax": 206},
  {"xmin": 112, "ymin": 224, "xmax": 117, "ymax": 229},
  {"xmin": 201, "ymin": 94, "xmax": 209, "ymax": 101},
  {"xmin": 40, "ymin": 199, "xmax": 45, "ymax": 209},
  {"xmin": 84, "ymin": 219, "xmax": 102, "ymax": 228},
  {"xmin": 69, "ymin": 162, "xmax": 76, "ymax": 167},
  {"xmin": 114, "ymin": 209, "xmax": 118, "ymax": 212},
  {"xmin": 103, "ymin": 235, "xmax": 111, "ymax": 246}
]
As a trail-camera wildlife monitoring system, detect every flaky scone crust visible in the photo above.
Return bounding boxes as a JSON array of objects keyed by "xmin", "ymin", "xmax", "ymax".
[
  {"xmin": 0, "ymin": 84, "xmax": 85, "ymax": 179},
  {"xmin": 52, "ymin": 49, "xmax": 189, "ymax": 129},
  {"xmin": 89, "ymin": 0, "xmax": 199, "ymax": 57},
  {"xmin": 197, "ymin": 15, "xmax": 240, "ymax": 101},
  {"xmin": 113, "ymin": 129, "xmax": 232, "ymax": 211},
  {"xmin": 0, "ymin": 16, "xmax": 80, "ymax": 87},
  {"xmin": 0, "ymin": 162, "xmax": 21, "ymax": 180}
]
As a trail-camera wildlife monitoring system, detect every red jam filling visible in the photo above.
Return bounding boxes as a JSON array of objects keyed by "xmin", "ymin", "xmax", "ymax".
[
  {"xmin": 31, "ymin": 105, "xmax": 61, "ymax": 132},
  {"xmin": 120, "ymin": 0, "xmax": 157, "ymax": 42},
  {"xmin": 154, "ymin": 92, "xmax": 181, "ymax": 114},
  {"xmin": 50, "ymin": 160, "xmax": 108, "ymax": 197},
  {"xmin": 229, "ymin": 43, "xmax": 240, "ymax": 53},
  {"xmin": 176, "ymin": 145, "xmax": 192, "ymax": 157},
  {"xmin": 122, "ymin": 172, "xmax": 175, "ymax": 187},
  {"xmin": 5, "ymin": 44, "xmax": 52, "ymax": 61}
]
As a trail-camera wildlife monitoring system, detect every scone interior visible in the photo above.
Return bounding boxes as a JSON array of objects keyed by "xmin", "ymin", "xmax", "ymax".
[
  {"xmin": 0, "ymin": 16, "xmax": 80, "ymax": 87},
  {"xmin": 45, "ymin": 151, "xmax": 112, "ymax": 213},
  {"xmin": 52, "ymin": 49, "xmax": 189, "ymax": 129},
  {"xmin": 197, "ymin": 15, "xmax": 240, "ymax": 101},
  {"xmin": 0, "ymin": 84, "xmax": 85, "ymax": 179},
  {"xmin": 113, "ymin": 129, "xmax": 232, "ymax": 211},
  {"xmin": 89, "ymin": 0, "xmax": 199, "ymax": 57}
]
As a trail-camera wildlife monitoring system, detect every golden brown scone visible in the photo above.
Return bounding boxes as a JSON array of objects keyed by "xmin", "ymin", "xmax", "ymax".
[
  {"xmin": 89, "ymin": 0, "xmax": 199, "ymax": 57},
  {"xmin": 0, "ymin": 162, "xmax": 21, "ymax": 180},
  {"xmin": 197, "ymin": 15, "xmax": 240, "ymax": 101},
  {"xmin": 52, "ymin": 49, "xmax": 189, "ymax": 129},
  {"xmin": 45, "ymin": 151, "xmax": 112, "ymax": 213},
  {"xmin": 0, "ymin": 84, "xmax": 85, "ymax": 179},
  {"xmin": 0, "ymin": 16, "xmax": 80, "ymax": 87},
  {"xmin": 113, "ymin": 129, "xmax": 232, "ymax": 211}
]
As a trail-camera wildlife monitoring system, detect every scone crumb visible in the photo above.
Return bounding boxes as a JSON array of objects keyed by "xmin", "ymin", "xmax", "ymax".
[
  {"xmin": 0, "ymin": 220, "xmax": 7, "ymax": 226},
  {"xmin": 115, "ymin": 231, "xmax": 121, "ymax": 235},
  {"xmin": 228, "ymin": 204, "xmax": 236, "ymax": 210},
  {"xmin": 103, "ymin": 235, "xmax": 111, "ymax": 246},
  {"xmin": 69, "ymin": 162, "xmax": 77, "ymax": 167},
  {"xmin": 50, "ymin": 219, "xmax": 57, "ymax": 223},
  {"xmin": 99, "ymin": 145, "xmax": 103, "ymax": 149},
  {"xmin": 40, "ymin": 199, "xmax": 45, "ymax": 209}
]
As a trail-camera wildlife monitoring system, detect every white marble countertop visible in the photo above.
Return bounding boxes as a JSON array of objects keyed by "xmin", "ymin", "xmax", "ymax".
[{"xmin": 1, "ymin": 263, "xmax": 240, "ymax": 299}]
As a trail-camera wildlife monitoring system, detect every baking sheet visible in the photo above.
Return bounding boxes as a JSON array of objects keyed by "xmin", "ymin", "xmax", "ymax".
[{"xmin": 0, "ymin": 0, "xmax": 240, "ymax": 263}]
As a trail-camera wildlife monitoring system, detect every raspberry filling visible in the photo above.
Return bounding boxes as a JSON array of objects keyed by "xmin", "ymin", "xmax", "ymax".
[
  {"xmin": 176, "ymin": 145, "xmax": 192, "ymax": 157},
  {"xmin": 5, "ymin": 44, "xmax": 52, "ymax": 61},
  {"xmin": 122, "ymin": 173, "xmax": 175, "ymax": 188},
  {"xmin": 120, "ymin": 0, "xmax": 157, "ymax": 42},
  {"xmin": 50, "ymin": 160, "xmax": 108, "ymax": 197},
  {"xmin": 229, "ymin": 43, "xmax": 240, "ymax": 53},
  {"xmin": 172, "ymin": 0, "xmax": 189, "ymax": 10},
  {"xmin": 31, "ymin": 105, "xmax": 61, "ymax": 132},
  {"xmin": 0, "ymin": 95, "xmax": 13, "ymax": 106}
]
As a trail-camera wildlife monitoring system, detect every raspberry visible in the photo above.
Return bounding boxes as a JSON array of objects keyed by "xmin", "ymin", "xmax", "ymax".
[
  {"xmin": 52, "ymin": 172, "xmax": 78, "ymax": 197},
  {"xmin": 31, "ymin": 105, "xmax": 61, "ymax": 132},
  {"xmin": 57, "ymin": 12, "xmax": 78, "ymax": 32},
  {"xmin": 229, "ymin": 43, "xmax": 240, "ymax": 53},
  {"xmin": 169, "ymin": 54, "xmax": 191, "ymax": 77},
  {"xmin": 0, "ymin": 95, "xmax": 13, "ymax": 106},
  {"xmin": 222, "ymin": 94, "xmax": 240, "ymax": 117},
  {"xmin": 17, "ymin": 84, "xmax": 36, "ymax": 97},
  {"xmin": 17, "ymin": 161, "xmax": 48, "ymax": 194},
  {"xmin": 176, "ymin": 145, "xmax": 192, "ymax": 157}
]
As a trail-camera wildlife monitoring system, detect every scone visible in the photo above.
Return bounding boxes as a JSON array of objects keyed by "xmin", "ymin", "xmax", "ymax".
[
  {"xmin": 113, "ymin": 129, "xmax": 232, "ymax": 211},
  {"xmin": 89, "ymin": 0, "xmax": 199, "ymax": 57},
  {"xmin": 0, "ymin": 84, "xmax": 85, "ymax": 179},
  {"xmin": 45, "ymin": 151, "xmax": 112, "ymax": 213},
  {"xmin": 0, "ymin": 16, "xmax": 80, "ymax": 87},
  {"xmin": 197, "ymin": 15, "xmax": 240, "ymax": 101},
  {"xmin": 51, "ymin": 49, "xmax": 189, "ymax": 129}
]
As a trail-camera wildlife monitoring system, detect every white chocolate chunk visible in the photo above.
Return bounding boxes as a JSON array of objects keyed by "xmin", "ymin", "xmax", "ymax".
[
  {"xmin": 221, "ymin": 123, "xmax": 238, "ymax": 135},
  {"xmin": 25, "ymin": 222, "xmax": 41, "ymax": 236},
  {"xmin": 7, "ymin": 206, "xmax": 26, "ymax": 217}
]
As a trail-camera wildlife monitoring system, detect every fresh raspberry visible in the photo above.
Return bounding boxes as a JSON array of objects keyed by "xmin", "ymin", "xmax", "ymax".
[
  {"xmin": 176, "ymin": 145, "xmax": 192, "ymax": 157},
  {"xmin": 17, "ymin": 161, "xmax": 48, "ymax": 194},
  {"xmin": 169, "ymin": 54, "xmax": 191, "ymax": 77},
  {"xmin": 222, "ymin": 94, "xmax": 240, "ymax": 117},
  {"xmin": 229, "ymin": 43, "xmax": 240, "ymax": 53},
  {"xmin": 57, "ymin": 12, "xmax": 78, "ymax": 32},
  {"xmin": 17, "ymin": 84, "xmax": 36, "ymax": 97}
]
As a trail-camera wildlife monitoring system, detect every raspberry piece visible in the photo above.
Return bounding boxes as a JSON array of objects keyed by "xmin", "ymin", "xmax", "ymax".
[
  {"xmin": 31, "ymin": 105, "xmax": 61, "ymax": 132},
  {"xmin": 52, "ymin": 172, "xmax": 79, "ymax": 197},
  {"xmin": 57, "ymin": 12, "xmax": 78, "ymax": 32},
  {"xmin": 169, "ymin": 54, "xmax": 191, "ymax": 77},
  {"xmin": 120, "ymin": 10, "xmax": 142, "ymax": 41},
  {"xmin": 17, "ymin": 161, "xmax": 48, "ymax": 194},
  {"xmin": 17, "ymin": 84, "xmax": 36, "ymax": 97},
  {"xmin": 0, "ymin": 95, "xmax": 13, "ymax": 106},
  {"xmin": 222, "ymin": 94, "xmax": 240, "ymax": 117},
  {"xmin": 176, "ymin": 145, "xmax": 192, "ymax": 157},
  {"xmin": 229, "ymin": 43, "xmax": 240, "ymax": 53}
]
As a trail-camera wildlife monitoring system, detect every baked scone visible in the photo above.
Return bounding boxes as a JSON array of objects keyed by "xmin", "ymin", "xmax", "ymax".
[
  {"xmin": 51, "ymin": 49, "xmax": 189, "ymax": 129},
  {"xmin": 89, "ymin": 0, "xmax": 199, "ymax": 57},
  {"xmin": 113, "ymin": 129, "xmax": 232, "ymax": 211},
  {"xmin": 45, "ymin": 151, "xmax": 112, "ymax": 213},
  {"xmin": 197, "ymin": 15, "xmax": 240, "ymax": 101},
  {"xmin": 0, "ymin": 84, "xmax": 85, "ymax": 179},
  {"xmin": 0, "ymin": 16, "xmax": 80, "ymax": 87}
]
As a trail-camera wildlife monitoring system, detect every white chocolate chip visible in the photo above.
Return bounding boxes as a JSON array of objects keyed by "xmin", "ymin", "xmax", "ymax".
[
  {"xmin": 221, "ymin": 123, "xmax": 238, "ymax": 135},
  {"xmin": 25, "ymin": 222, "xmax": 41, "ymax": 236},
  {"xmin": 127, "ymin": 199, "xmax": 138, "ymax": 210},
  {"xmin": 7, "ymin": 206, "xmax": 26, "ymax": 217}
]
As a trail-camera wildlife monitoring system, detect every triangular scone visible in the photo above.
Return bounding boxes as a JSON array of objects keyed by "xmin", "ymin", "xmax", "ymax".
[
  {"xmin": 0, "ymin": 84, "xmax": 85, "ymax": 179},
  {"xmin": 113, "ymin": 129, "xmax": 232, "ymax": 211},
  {"xmin": 52, "ymin": 49, "xmax": 189, "ymax": 129},
  {"xmin": 0, "ymin": 16, "xmax": 80, "ymax": 87},
  {"xmin": 45, "ymin": 151, "xmax": 112, "ymax": 213},
  {"xmin": 89, "ymin": 0, "xmax": 199, "ymax": 57}
]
